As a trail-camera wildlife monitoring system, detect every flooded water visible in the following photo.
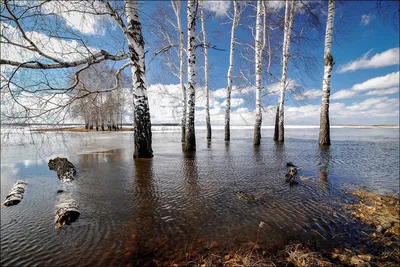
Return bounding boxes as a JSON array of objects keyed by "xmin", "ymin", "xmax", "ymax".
[{"xmin": 1, "ymin": 127, "xmax": 399, "ymax": 266}]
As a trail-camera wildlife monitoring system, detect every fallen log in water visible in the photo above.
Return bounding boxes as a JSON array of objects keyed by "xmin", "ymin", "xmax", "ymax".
[
  {"xmin": 48, "ymin": 157, "xmax": 76, "ymax": 183},
  {"xmin": 3, "ymin": 181, "xmax": 27, "ymax": 206},
  {"xmin": 285, "ymin": 165, "xmax": 298, "ymax": 185},
  {"xmin": 55, "ymin": 198, "xmax": 80, "ymax": 229}
]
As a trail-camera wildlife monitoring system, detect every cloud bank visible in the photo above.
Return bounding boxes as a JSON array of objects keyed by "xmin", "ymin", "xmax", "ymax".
[{"xmin": 337, "ymin": 48, "xmax": 399, "ymax": 73}]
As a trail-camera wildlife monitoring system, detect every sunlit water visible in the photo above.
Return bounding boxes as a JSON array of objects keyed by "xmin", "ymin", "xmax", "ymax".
[{"xmin": 1, "ymin": 127, "xmax": 399, "ymax": 266}]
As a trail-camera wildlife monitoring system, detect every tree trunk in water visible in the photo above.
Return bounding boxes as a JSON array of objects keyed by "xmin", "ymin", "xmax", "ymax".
[
  {"xmin": 172, "ymin": 0, "xmax": 186, "ymax": 143},
  {"xmin": 184, "ymin": 0, "xmax": 197, "ymax": 151},
  {"xmin": 125, "ymin": 0, "xmax": 153, "ymax": 158},
  {"xmin": 120, "ymin": 112, "xmax": 123, "ymax": 130},
  {"xmin": 253, "ymin": 0, "xmax": 262, "ymax": 146},
  {"xmin": 200, "ymin": 0, "xmax": 211, "ymax": 140},
  {"xmin": 85, "ymin": 122, "xmax": 89, "ymax": 130},
  {"xmin": 225, "ymin": 0, "xmax": 239, "ymax": 142},
  {"xmin": 273, "ymin": 105, "xmax": 279, "ymax": 140},
  {"xmin": 274, "ymin": 0, "xmax": 296, "ymax": 143},
  {"xmin": 319, "ymin": 0, "xmax": 335, "ymax": 146}
]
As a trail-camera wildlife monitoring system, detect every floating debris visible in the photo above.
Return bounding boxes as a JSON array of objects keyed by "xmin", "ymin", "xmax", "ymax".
[
  {"xmin": 3, "ymin": 181, "xmax": 27, "ymax": 206},
  {"xmin": 48, "ymin": 157, "xmax": 76, "ymax": 183},
  {"xmin": 285, "ymin": 166, "xmax": 298, "ymax": 185},
  {"xmin": 236, "ymin": 191, "xmax": 257, "ymax": 202},
  {"xmin": 55, "ymin": 201, "xmax": 80, "ymax": 229}
]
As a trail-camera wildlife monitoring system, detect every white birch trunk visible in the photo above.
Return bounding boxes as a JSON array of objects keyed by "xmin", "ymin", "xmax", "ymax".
[
  {"xmin": 125, "ymin": 0, "xmax": 153, "ymax": 158},
  {"xmin": 319, "ymin": 0, "xmax": 335, "ymax": 146},
  {"xmin": 184, "ymin": 0, "xmax": 197, "ymax": 151},
  {"xmin": 274, "ymin": 0, "xmax": 296, "ymax": 143},
  {"xmin": 200, "ymin": 0, "xmax": 211, "ymax": 140},
  {"xmin": 172, "ymin": 0, "xmax": 186, "ymax": 143},
  {"xmin": 253, "ymin": 0, "xmax": 263, "ymax": 146},
  {"xmin": 225, "ymin": 0, "xmax": 239, "ymax": 142}
]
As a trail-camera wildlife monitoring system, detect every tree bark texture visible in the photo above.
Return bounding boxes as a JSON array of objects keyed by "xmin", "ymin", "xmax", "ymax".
[
  {"xmin": 225, "ymin": 0, "xmax": 239, "ymax": 142},
  {"xmin": 319, "ymin": 0, "xmax": 335, "ymax": 146},
  {"xmin": 125, "ymin": 0, "xmax": 153, "ymax": 158},
  {"xmin": 200, "ymin": 0, "xmax": 211, "ymax": 140},
  {"xmin": 184, "ymin": 0, "xmax": 197, "ymax": 151},
  {"xmin": 253, "ymin": 0, "xmax": 263, "ymax": 146},
  {"xmin": 172, "ymin": 0, "xmax": 187, "ymax": 143},
  {"xmin": 274, "ymin": 0, "xmax": 296, "ymax": 143}
]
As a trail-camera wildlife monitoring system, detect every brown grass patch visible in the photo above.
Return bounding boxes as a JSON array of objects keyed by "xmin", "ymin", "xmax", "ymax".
[{"xmin": 347, "ymin": 190, "xmax": 399, "ymax": 238}]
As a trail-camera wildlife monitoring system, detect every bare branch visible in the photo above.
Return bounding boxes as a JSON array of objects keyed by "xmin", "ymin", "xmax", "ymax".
[{"xmin": 1, "ymin": 51, "xmax": 129, "ymax": 69}]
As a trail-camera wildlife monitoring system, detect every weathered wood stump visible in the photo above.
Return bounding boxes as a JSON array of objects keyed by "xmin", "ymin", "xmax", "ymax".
[
  {"xmin": 3, "ymin": 181, "xmax": 27, "ymax": 206},
  {"xmin": 285, "ymin": 166, "xmax": 298, "ymax": 185},
  {"xmin": 48, "ymin": 157, "xmax": 76, "ymax": 183},
  {"xmin": 55, "ymin": 200, "xmax": 80, "ymax": 229}
]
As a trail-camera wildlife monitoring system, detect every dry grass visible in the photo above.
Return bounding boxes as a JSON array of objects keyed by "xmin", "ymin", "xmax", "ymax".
[
  {"xmin": 344, "ymin": 189, "xmax": 400, "ymax": 266},
  {"xmin": 347, "ymin": 189, "xmax": 400, "ymax": 238},
  {"xmin": 282, "ymin": 244, "xmax": 334, "ymax": 267}
]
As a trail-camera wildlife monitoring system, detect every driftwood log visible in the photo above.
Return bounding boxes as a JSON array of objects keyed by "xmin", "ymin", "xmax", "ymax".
[
  {"xmin": 285, "ymin": 165, "xmax": 299, "ymax": 185},
  {"xmin": 3, "ymin": 181, "xmax": 27, "ymax": 206},
  {"xmin": 55, "ymin": 198, "xmax": 80, "ymax": 229},
  {"xmin": 48, "ymin": 157, "xmax": 76, "ymax": 182}
]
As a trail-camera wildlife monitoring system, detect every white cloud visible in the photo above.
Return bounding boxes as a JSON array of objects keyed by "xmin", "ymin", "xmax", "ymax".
[
  {"xmin": 279, "ymin": 97, "xmax": 399, "ymax": 125},
  {"xmin": 331, "ymin": 90, "xmax": 358, "ymax": 100},
  {"xmin": 266, "ymin": 1, "xmax": 309, "ymax": 14},
  {"xmin": 41, "ymin": 1, "xmax": 107, "ymax": 35},
  {"xmin": 267, "ymin": 1, "xmax": 286, "ymax": 11},
  {"xmin": 212, "ymin": 86, "xmax": 253, "ymax": 99},
  {"xmin": 331, "ymin": 71, "xmax": 400, "ymax": 100},
  {"xmin": 1, "ymin": 22, "xmax": 98, "ymax": 65},
  {"xmin": 364, "ymin": 87, "xmax": 399, "ymax": 96},
  {"xmin": 292, "ymin": 89, "xmax": 322, "ymax": 100},
  {"xmin": 337, "ymin": 48, "xmax": 400, "ymax": 73},
  {"xmin": 265, "ymin": 79, "xmax": 299, "ymax": 95},
  {"xmin": 203, "ymin": 1, "xmax": 231, "ymax": 17},
  {"xmin": 351, "ymin": 71, "xmax": 399, "ymax": 91},
  {"xmin": 360, "ymin": 14, "xmax": 374, "ymax": 26},
  {"xmin": 221, "ymin": 98, "xmax": 245, "ymax": 107}
]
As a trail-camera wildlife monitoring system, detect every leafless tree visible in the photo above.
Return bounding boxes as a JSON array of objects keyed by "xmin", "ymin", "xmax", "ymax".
[
  {"xmin": 319, "ymin": 0, "xmax": 335, "ymax": 146},
  {"xmin": 0, "ymin": 0, "xmax": 152, "ymax": 158},
  {"xmin": 184, "ymin": 0, "xmax": 198, "ymax": 152}
]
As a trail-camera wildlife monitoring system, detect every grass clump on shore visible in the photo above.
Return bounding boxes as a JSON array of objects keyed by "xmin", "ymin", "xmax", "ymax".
[{"xmin": 346, "ymin": 189, "xmax": 399, "ymax": 238}]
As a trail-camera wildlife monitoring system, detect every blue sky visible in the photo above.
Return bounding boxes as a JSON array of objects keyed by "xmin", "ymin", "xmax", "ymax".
[
  {"xmin": 1, "ymin": 0, "xmax": 399, "ymax": 125},
  {"xmin": 142, "ymin": 1, "xmax": 399, "ymax": 125}
]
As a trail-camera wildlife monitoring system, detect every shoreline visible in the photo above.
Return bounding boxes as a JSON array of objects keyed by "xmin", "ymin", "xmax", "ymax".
[
  {"xmin": 30, "ymin": 126, "xmax": 135, "ymax": 132},
  {"xmin": 172, "ymin": 188, "xmax": 399, "ymax": 267},
  {"xmin": 27, "ymin": 124, "xmax": 400, "ymax": 133}
]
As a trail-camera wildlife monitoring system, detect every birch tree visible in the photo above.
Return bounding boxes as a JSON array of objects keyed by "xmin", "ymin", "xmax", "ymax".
[
  {"xmin": 124, "ymin": 0, "xmax": 153, "ymax": 157},
  {"xmin": 1, "ymin": 0, "xmax": 153, "ymax": 158},
  {"xmin": 225, "ymin": 0, "xmax": 240, "ymax": 142},
  {"xmin": 319, "ymin": 0, "xmax": 335, "ymax": 146},
  {"xmin": 169, "ymin": 0, "xmax": 187, "ymax": 142},
  {"xmin": 200, "ymin": 0, "xmax": 211, "ymax": 140},
  {"xmin": 253, "ymin": 0, "xmax": 263, "ymax": 146},
  {"xmin": 273, "ymin": 0, "xmax": 296, "ymax": 143},
  {"xmin": 184, "ymin": 0, "xmax": 197, "ymax": 151}
]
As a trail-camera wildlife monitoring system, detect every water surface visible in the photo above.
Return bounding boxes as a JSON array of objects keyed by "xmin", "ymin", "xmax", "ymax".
[{"xmin": 1, "ymin": 127, "xmax": 399, "ymax": 266}]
